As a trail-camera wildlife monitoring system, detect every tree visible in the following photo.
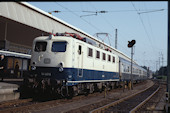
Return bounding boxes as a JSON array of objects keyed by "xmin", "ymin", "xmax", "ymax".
[{"xmin": 158, "ymin": 66, "xmax": 167, "ymax": 76}]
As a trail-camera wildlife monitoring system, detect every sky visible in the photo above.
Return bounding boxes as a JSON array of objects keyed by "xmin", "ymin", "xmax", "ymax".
[{"xmin": 28, "ymin": 1, "xmax": 168, "ymax": 72}]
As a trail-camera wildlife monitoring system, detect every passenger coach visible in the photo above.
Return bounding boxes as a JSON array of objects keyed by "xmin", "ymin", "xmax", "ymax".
[{"xmin": 0, "ymin": 50, "xmax": 31, "ymax": 78}]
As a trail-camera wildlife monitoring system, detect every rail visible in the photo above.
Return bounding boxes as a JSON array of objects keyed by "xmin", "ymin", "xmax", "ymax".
[
  {"xmin": 89, "ymin": 82, "xmax": 159, "ymax": 113},
  {"xmin": 130, "ymin": 86, "xmax": 160, "ymax": 113}
]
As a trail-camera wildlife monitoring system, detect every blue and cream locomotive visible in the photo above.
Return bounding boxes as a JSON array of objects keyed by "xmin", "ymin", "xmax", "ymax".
[{"xmin": 30, "ymin": 32, "xmax": 147, "ymax": 97}]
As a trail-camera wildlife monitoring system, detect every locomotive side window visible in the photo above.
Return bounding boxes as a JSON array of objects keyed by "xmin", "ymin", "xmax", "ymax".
[
  {"xmin": 52, "ymin": 42, "xmax": 67, "ymax": 52},
  {"xmin": 108, "ymin": 55, "xmax": 111, "ymax": 62},
  {"xmin": 113, "ymin": 56, "xmax": 115, "ymax": 63},
  {"xmin": 88, "ymin": 48, "xmax": 93, "ymax": 57},
  {"xmin": 35, "ymin": 42, "xmax": 47, "ymax": 52},
  {"xmin": 102, "ymin": 53, "xmax": 106, "ymax": 61},
  {"xmin": 96, "ymin": 50, "xmax": 100, "ymax": 59}
]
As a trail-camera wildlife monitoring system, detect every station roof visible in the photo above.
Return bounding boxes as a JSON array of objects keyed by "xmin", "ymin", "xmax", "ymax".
[
  {"xmin": 0, "ymin": 2, "xmax": 134, "ymax": 63},
  {"xmin": 0, "ymin": 50, "xmax": 31, "ymax": 59}
]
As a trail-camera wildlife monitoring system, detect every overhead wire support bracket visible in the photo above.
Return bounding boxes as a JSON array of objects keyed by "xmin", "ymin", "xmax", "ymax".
[
  {"xmin": 80, "ymin": 10, "xmax": 108, "ymax": 17},
  {"xmin": 48, "ymin": 10, "xmax": 61, "ymax": 14},
  {"xmin": 138, "ymin": 9, "xmax": 165, "ymax": 15}
]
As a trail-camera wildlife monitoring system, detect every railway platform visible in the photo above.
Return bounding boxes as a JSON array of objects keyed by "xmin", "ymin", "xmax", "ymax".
[{"xmin": 0, "ymin": 79, "xmax": 21, "ymax": 102}]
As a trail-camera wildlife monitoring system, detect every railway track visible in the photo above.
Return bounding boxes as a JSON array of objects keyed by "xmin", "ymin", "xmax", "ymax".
[
  {"xmin": 0, "ymin": 80, "xmax": 155, "ymax": 113},
  {"xmin": 90, "ymin": 82, "xmax": 160, "ymax": 113},
  {"xmin": 136, "ymin": 83, "xmax": 166, "ymax": 113}
]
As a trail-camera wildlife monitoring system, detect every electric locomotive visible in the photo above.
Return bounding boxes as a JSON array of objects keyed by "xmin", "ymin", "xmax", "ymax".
[{"xmin": 29, "ymin": 32, "xmax": 147, "ymax": 97}]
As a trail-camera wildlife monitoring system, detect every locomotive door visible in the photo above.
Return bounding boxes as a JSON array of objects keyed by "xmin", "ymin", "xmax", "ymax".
[
  {"xmin": 77, "ymin": 43, "xmax": 84, "ymax": 77},
  {"xmin": 119, "ymin": 60, "xmax": 122, "ymax": 80}
]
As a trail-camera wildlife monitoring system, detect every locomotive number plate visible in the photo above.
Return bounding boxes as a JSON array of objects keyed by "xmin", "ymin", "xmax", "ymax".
[{"xmin": 41, "ymin": 72, "xmax": 51, "ymax": 76}]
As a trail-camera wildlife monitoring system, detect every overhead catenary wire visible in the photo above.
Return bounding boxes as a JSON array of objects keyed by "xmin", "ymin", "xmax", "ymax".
[
  {"xmin": 131, "ymin": 2, "xmax": 157, "ymax": 54},
  {"xmin": 54, "ymin": 2, "xmax": 103, "ymax": 32},
  {"xmin": 88, "ymin": 2, "xmax": 132, "ymax": 54},
  {"xmin": 88, "ymin": 2, "xmax": 164, "ymax": 70},
  {"xmin": 143, "ymin": 3, "xmax": 159, "ymax": 50},
  {"xmin": 49, "ymin": 2, "xmax": 165, "ymax": 71},
  {"xmin": 55, "ymin": 2, "xmax": 132, "ymax": 60},
  {"xmin": 88, "ymin": 2, "xmax": 137, "ymax": 41},
  {"xmin": 47, "ymin": 9, "xmax": 167, "ymax": 13}
]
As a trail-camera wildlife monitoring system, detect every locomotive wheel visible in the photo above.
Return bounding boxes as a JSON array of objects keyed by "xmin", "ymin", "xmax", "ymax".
[
  {"xmin": 32, "ymin": 82, "xmax": 44, "ymax": 101},
  {"xmin": 61, "ymin": 86, "xmax": 67, "ymax": 97},
  {"xmin": 33, "ymin": 87, "xmax": 43, "ymax": 101},
  {"xmin": 61, "ymin": 86, "xmax": 74, "ymax": 99},
  {"xmin": 20, "ymin": 84, "xmax": 33, "ymax": 99},
  {"xmin": 99, "ymin": 88, "xmax": 103, "ymax": 93},
  {"xmin": 89, "ymin": 84, "xmax": 94, "ymax": 94},
  {"xmin": 67, "ymin": 86, "xmax": 74, "ymax": 99},
  {"xmin": 84, "ymin": 89, "xmax": 90, "ymax": 96}
]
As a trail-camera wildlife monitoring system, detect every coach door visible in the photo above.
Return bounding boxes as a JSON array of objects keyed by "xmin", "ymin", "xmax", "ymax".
[{"xmin": 77, "ymin": 43, "xmax": 84, "ymax": 77}]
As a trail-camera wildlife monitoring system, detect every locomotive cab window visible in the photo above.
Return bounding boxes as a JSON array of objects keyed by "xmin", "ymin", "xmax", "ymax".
[
  {"xmin": 52, "ymin": 41, "xmax": 67, "ymax": 52},
  {"xmin": 34, "ymin": 41, "xmax": 47, "ymax": 52}
]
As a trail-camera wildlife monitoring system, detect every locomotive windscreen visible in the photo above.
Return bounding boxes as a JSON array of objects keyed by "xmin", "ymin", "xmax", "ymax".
[
  {"xmin": 51, "ymin": 41, "xmax": 67, "ymax": 52},
  {"xmin": 34, "ymin": 41, "xmax": 47, "ymax": 52}
]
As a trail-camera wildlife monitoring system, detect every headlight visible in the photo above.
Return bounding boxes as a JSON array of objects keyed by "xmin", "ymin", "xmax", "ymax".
[
  {"xmin": 32, "ymin": 66, "xmax": 36, "ymax": 70},
  {"xmin": 59, "ymin": 67, "xmax": 63, "ymax": 72},
  {"xmin": 58, "ymin": 62, "xmax": 64, "ymax": 72}
]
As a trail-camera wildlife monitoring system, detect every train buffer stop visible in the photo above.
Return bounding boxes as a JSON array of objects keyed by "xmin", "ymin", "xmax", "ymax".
[{"xmin": 0, "ymin": 80, "xmax": 20, "ymax": 102}]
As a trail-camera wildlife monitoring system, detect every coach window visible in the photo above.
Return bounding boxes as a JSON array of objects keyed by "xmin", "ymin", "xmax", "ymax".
[
  {"xmin": 108, "ymin": 55, "xmax": 111, "ymax": 62},
  {"xmin": 88, "ymin": 48, "xmax": 93, "ymax": 57},
  {"xmin": 23, "ymin": 59, "xmax": 28, "ymax": 70},
  {"xmin": 128, "ymin": 66, "xmax": 130, "ymax": 72},
  {"xmin": 113, "ymin": 56, "xmax": 115, "ymax": 63},
  {"xmin": 139, "ymin": 70, "xmax": 141, "ymax": 74},
  {"xmin": 52, "ymin": 42, "xmax": 67, "ymax": 52},
  {"xmin": 102, "ymin": 53, "xmax": 106, "ymax": 61},
  {"xmin": 96, "ymin": 50, "xmax": 100, "ymax": 59},
  {"xmin": 14, "ymin": 58, "xmax": 22, "ymax": 70},
  {"xmin": 35, "ymin": 41, "xmax": 47, "ymax": 52},
  {"xmin": 7, "ymin": 57, "xmax": 14, "ymax": 69}
]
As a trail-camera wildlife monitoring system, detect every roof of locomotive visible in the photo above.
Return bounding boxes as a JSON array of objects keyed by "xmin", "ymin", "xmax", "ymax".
[
  {"xmin": 34, "ymin": 35, "xmax": 137, "ymax": 63},
  {"xmin": 33, "ymin": 35, "xmax": 73, "ymax": 41}
]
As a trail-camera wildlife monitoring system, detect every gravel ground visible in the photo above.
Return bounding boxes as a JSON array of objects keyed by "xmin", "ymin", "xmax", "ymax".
[
  {"xmin": 27, "ymin": 80, "xmax": 154, "ymax": 113},
  {"xmin": 103, "ymin": 83, "xmax": 159, "ymax": 113}
]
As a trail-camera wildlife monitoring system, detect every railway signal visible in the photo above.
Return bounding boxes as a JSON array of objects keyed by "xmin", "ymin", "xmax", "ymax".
[
  {"xmin": 128, "ymin": 40, "xmax": 136, "ymax": 90},
  {"xmin": 128, "ymin": 40, "xmax": 136, "ymax": 48}
]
